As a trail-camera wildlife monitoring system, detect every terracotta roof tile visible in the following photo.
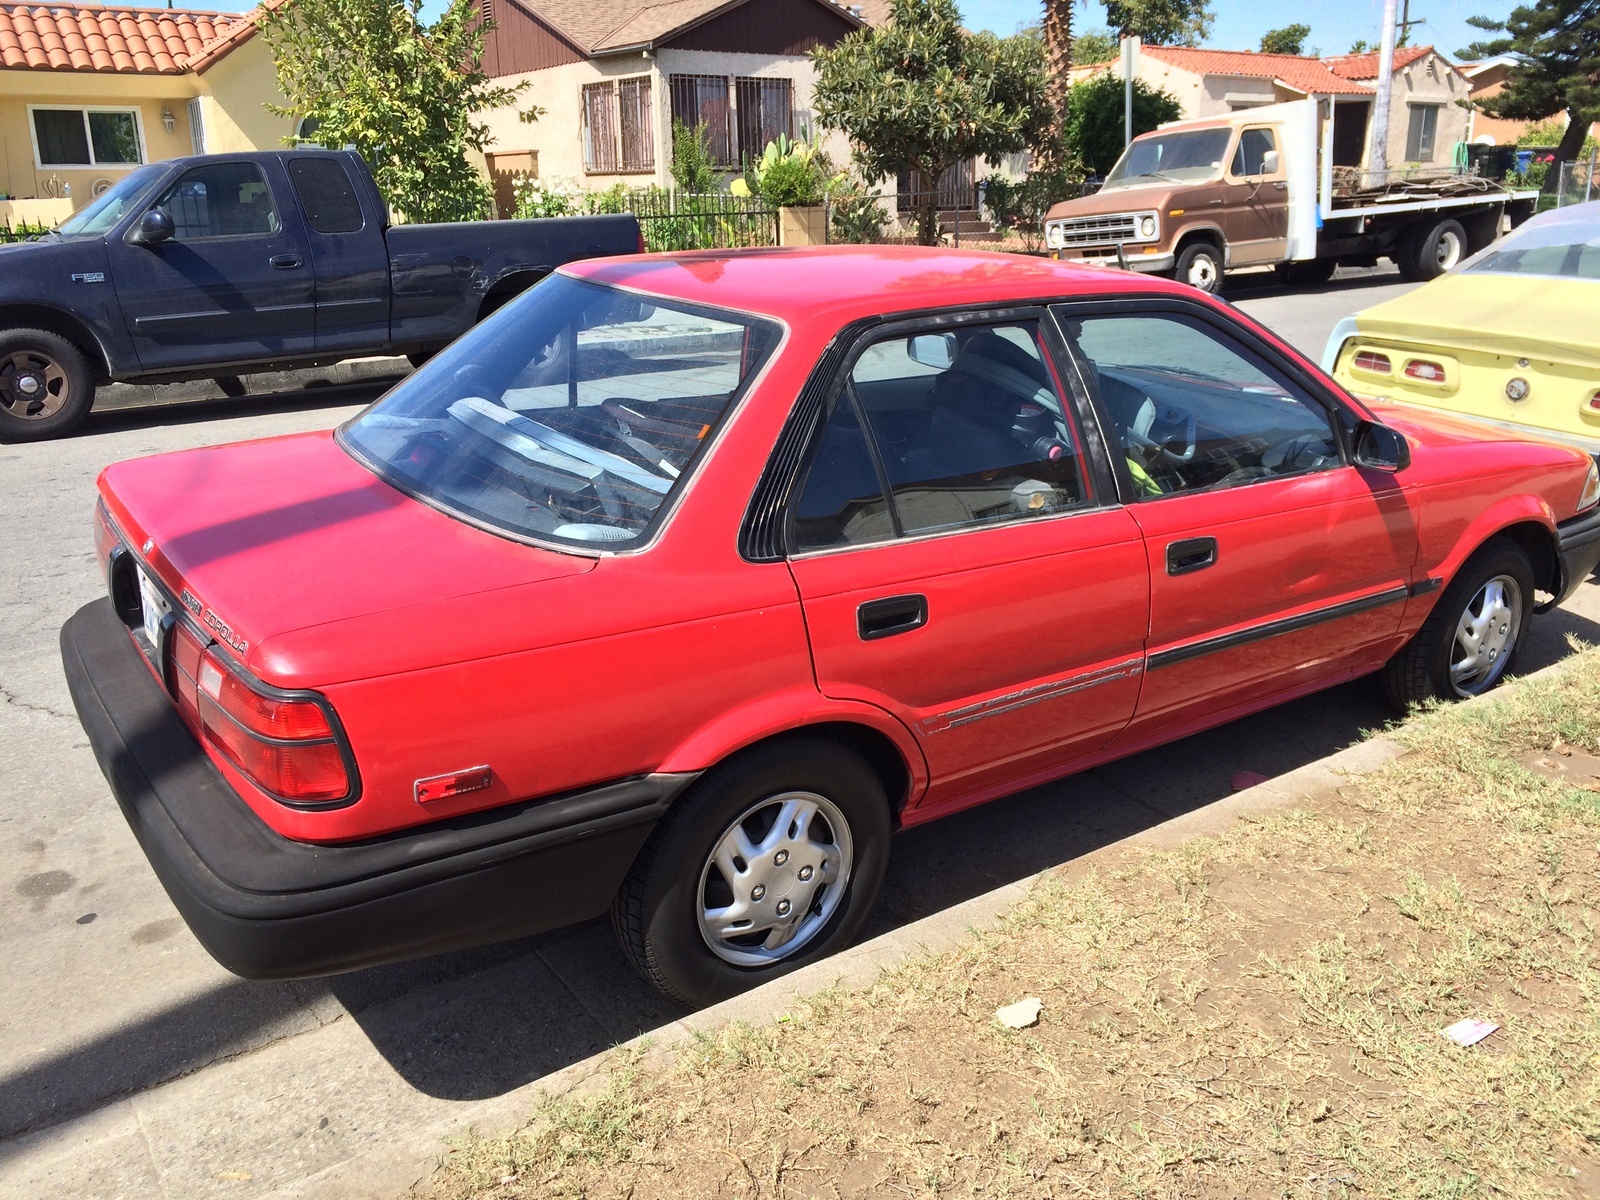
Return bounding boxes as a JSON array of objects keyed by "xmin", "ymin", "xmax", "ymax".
[
  {"xmin": 0, "ymin": 0, "xmax": 250, "ymax": 74},
  {"xmin": 1139, "ymin": 44, "xmax": 1374, "ymax": 97},
  {"xmin": 1323, "ymin": 44, "xmax": 1435, "ymax": 80}
]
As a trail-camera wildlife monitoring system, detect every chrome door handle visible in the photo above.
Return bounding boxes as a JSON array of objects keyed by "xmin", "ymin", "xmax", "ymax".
[{"xmin": 270, "ymin": 254, "xmax": 303, "ymax": 269}]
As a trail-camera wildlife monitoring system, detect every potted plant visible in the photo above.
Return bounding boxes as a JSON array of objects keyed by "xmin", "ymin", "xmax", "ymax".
[{"xmin": 733, "ymin": 136, "xmax": 829, "ymax": 246}]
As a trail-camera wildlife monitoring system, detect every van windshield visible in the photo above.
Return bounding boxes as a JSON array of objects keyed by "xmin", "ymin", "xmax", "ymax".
[
  {"xmin": 340, "ymin": 274, "xmax": 781, "ymax": 551},
  {"xmin": 1103, "ymin": 128, "xmax": 1233, "ymax": 189}
]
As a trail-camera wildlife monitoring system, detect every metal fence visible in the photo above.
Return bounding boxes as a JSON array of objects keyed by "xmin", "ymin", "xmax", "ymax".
[
  {"xmin": 0, "ymin": 220, "xmax": 48, "ymax": 244},
  {"xmin": 1555, "ymin": 155, "xmax": 1599, "ymax": 207},
  {"xmin": 628, "ymin": 190, "xmax": 777, "ymax": 252}
]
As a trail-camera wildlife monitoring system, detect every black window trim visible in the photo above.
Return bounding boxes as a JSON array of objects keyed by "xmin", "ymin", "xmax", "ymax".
[
  {"xmin": 1046, "ymin": 294, "xmax": 1360, "ymax": 507},
  {"xmin": 779, "ymin": 305, "xmax": 1121, "ymax": 560}
]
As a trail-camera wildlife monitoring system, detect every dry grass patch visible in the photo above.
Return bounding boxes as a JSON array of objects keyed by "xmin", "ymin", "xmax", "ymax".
[{"xmin": 437, "ymin": 651, "xmax": 1600, "ymax": 1198}]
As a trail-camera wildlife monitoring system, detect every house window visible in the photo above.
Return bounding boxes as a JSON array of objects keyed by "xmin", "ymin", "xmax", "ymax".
[
  {"xmin": 584, "ymin": 78, "xmax": 654, "ymax": 174},
  {"xmin": 186, "ymin": 98, "xmax": 206, "ymax": 156},
  {"xmin": 669, "ymin": 74, "xmax": 732, "ymax": 167},
  {"xmin": 30, "ymin": 107, "xmax": 143, "ymax": 168},
  {"xmin": 1405, "ymin": 104, "xmax": 1440, "ymax": 162},
  {"xmin": 618, "ymin": 76, "xmax": 655, "ymax": 172},
  {"xmin": 734, "ymin": 77, "xmax": 792, "ymax": 165}
]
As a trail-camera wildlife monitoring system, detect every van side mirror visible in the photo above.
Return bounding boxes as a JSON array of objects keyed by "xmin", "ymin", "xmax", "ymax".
[
  {"xmin": 130, "ymin": 209, "xmax": 174, "ymax": 247},
  {"xmin": 1260, "ymin": 149, "xmax": 1280, "ymax": 176},
  {"xmin": 1354, "ymin": 421, "xmax": 1411, "ymax": 472},
  {"xmin": 907, "ymin": 333, "xmax": 955, "ymax": 370}
]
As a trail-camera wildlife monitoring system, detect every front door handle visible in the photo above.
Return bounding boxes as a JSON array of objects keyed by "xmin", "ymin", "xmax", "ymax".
[
  {"xmin": 857, "ymin": 594, "xmax": 928, "ymax": 641},
  {"xmin": 1166, "ymin": 537, "xmax": 1218, "ymax": 576},
  {"xmin": 270, "ymin": 254, "xmax": 303, "ymax": 269}
]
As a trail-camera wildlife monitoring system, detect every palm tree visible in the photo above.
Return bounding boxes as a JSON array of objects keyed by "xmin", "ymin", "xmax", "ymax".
[{"xmin": 1040, "ymin": 0, "xmax": 1072, "ymax": 168}]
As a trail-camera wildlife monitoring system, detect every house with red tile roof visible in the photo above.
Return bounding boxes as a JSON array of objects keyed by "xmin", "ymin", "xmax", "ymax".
[
  {"xmin": 0, "ymin": 1, "xmax": 289, "ymax": 217},
  {"xmin": 473, "ymin": 0, "xmax": 864, "ymax": 198},
  {"xmin": 1323, "ymin": 45, "xmax": 1471, "ymax": 164}
]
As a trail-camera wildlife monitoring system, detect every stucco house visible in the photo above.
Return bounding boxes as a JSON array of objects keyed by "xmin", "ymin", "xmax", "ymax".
[
  {"xmin": 474, "ymin": 0, "xmax": 864, "ymax": 198},
  {"xmin": 0, "ymin": 0, "xmax": 291, "ymax": 224},
  {"xmin": 1323, "ymin": 45, "xmax": 1470, "ymax": 166}
]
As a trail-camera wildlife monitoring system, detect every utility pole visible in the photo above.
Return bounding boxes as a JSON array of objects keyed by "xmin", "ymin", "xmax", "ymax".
[
  {"xmin": 1368, "ymin": 0, "xmax": 1399, "ymax": 185},
  {"xmin": 1120, "ymin": 35, "xmax": 1140, "ymax": 149}
]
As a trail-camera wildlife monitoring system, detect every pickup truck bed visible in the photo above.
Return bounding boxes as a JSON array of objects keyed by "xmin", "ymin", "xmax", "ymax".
[{"xmin": 0, "ymin": 150, "xmax": 641, "ymax": 442}]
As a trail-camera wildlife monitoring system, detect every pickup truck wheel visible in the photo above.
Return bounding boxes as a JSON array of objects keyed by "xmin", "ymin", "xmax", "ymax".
[
  {"xmin": 1174, "ymin": 243, "xmax": 1223, "ymax": 293},
  {"xmin": 1400, "ymin": 219, "xmax": 1467, "ymax": 282},
  {"xmin": 0, "ymin": 329, "xmax": 94, "ymax": 443},
  {"xmin": 612, "ymin": 738, "xmax": 891, "ymax": 1007},
  {"xmin": 1381, "ymin": 538, "xmax": 1534, "ymax": 709}
]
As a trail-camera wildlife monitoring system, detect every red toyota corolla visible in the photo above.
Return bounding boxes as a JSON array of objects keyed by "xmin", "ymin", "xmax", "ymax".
[{"xmin": 63, "ymin": 247, "xmax": 1600, "ymax": 1005}]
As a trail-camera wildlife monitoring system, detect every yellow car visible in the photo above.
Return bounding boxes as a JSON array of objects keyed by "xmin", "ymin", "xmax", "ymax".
[{"xmin": 1323, "ymin": 201, "xmax": 1600, "ymax": 456}]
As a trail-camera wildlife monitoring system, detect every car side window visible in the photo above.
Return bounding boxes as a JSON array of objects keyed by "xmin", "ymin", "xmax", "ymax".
[
  {"xmin": 1062, "ymin": 312, "xmax": 1341, "ymax": 498},
  {"xmin": 287, "ymin": 158, "xmax": 364, "ymax": 234},
  {"xmin": 793, "ymin": 320, "xmax": 1093, "ymax": 550},
  {"xmin": 1231, "ymin": 128, "xmax": 1276, "ymax": 177},
  {"xmin": 153, "ymin": 163, "xmax": 281, "ymax": 240}
]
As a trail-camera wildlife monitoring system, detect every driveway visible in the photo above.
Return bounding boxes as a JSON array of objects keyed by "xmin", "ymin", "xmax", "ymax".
[{"xmin": 5, "ymin": 266, "xmax": 1596, "ymax": 1197}]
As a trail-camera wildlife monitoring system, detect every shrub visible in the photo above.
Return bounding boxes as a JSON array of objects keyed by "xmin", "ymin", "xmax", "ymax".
[{"xmin": 670, "ymin": 122, "xmax": 721, "ymax": 194}]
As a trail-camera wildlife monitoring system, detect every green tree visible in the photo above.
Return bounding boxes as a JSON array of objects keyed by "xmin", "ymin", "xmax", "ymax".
[
  {"xmin": 1462, "ymin": 0, "xmax": 1600, "ymax": 183},
  {"xmin": 1065, "ymin": 72, "xmax": 1183, "ymax": 174},
  {"xmin": 812, "ymin": 0, "xmax": 1052, "ymax": 244},
  {"xmin": 1072, "ymin": 27, "xmax": 1119, "ymax": 63},
  {"xmin": 1348, "ymin": 37, "xmax": 1371, "ymax": 53},
  {"xmin": 262, "ymin": 0, "xmax": 527, "ymax": 223},
  {"xmin": 670, "ymin": 121, "xmax": 721, "ymax": 193},
  {"xmin": 1259, "ymin": 23, "xmax": 1311, "ymax": 54},
  {"xmin": 1103, "ymin": 0, "xmax": 1214, "ymax": 46}
]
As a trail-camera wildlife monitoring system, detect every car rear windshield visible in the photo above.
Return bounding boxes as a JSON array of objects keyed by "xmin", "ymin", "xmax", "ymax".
[
  {"xmin": 1104, "ymin": 128, "xmax": 1232, "ymax": 189},
  {"xmin": 340, "ymin": 275, "xmax": 781, "ymax": 551},
  {"xmin": 1464, "ymin": 231, "xmax": 1600, "ymax": 279}
]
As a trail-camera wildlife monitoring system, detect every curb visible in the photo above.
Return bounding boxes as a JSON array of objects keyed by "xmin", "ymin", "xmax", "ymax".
[{"xmin": 265, "ymin": 730, "xmax": 1414, "ymax": 1199}]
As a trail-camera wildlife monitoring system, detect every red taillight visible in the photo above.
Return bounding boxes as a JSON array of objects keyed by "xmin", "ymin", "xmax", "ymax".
[
  {"xmin": 1587, "ymin": 391, "xmax": 1600, "ymax": 412},
  {"xmin": 174, "ymin": 642, "xmax": 350, "ymax": 804},
  {"xmin": 1405, "ymin": 359, "xmax": 1446, "ymax": 382},
  {"xmin": 94, "ymin": 502, "xmax": 117, "ymax": 569},
  {"xmin": 1353, "ymin": 351, "xmax": 1392, "ymax": 373}
]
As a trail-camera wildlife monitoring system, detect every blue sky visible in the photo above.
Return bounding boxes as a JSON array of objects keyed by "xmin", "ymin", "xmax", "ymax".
[{"xmin": 963, "ymin": 0, "xmax": 1514, "ymax": 60}]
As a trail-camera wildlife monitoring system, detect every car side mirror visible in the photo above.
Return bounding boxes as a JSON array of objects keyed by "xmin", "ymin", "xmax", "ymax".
[
  {"xmin": 130, "ymin": 209, "xmax": 174, "ymax": 247},
  {"xmin": 907, "ymin": 333, "xmax": 955, "ymax": 370},
  {"xmin": 1260, "ymin": 149, "xmax": 1280, "ymax": 176},
  {"xmin": 1354, "ymin": 421, "xmax": 1411, "ymax": 472}
]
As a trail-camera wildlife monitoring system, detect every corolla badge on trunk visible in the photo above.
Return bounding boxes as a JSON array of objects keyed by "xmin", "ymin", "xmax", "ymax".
[{"xmin": 179, "ymin": 588, "xmax": 247, "ymax": 654}]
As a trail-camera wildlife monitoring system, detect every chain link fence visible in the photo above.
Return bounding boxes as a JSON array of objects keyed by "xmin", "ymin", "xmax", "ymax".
[{"xmin": 1555, "ymin": 155, "xmax": 1599, "ymax": 207}]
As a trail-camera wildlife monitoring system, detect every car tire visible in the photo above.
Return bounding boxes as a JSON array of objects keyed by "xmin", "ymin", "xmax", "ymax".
[
  {"xmin": 0, "ymin": 328, "xmax": 95, "ymax": 443},
  {"xmin": 1174, "ymin": 242, "xmax": 1224, "ymax": 293},
  {"xmin": 1399, "ymin": 218, "xmax": 1467, "ymax": 282},
  {"xmin": 1381, "ymin": 537, "xmax": 1535, "ymax": 709},
  {"xmin": 612, "ymin": 737, "xmax": 892, "ymax": 1007}
]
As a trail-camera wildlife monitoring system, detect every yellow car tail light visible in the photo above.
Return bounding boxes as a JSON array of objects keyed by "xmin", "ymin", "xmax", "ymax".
[
  {"xmin": 1404, "ymin": 359, "xmax": 1448, "ymax": 383},
  {"xmin": 1587, "ymin": 390, "xmax": 1600, "ymax": 413},
  {"xmin": 1353, "ymin": 350, "xmax": 1392, "ymax": 374}
]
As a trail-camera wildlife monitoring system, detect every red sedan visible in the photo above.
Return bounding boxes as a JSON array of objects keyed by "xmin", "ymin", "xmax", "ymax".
[{"xmin": 63, "ymin": 247, "xmax": 1600, "ymax": 1006}]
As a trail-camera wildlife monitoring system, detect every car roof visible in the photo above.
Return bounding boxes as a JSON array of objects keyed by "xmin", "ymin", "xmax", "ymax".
[{"xmin": 562, "ymin": 245, "xmax": 1186, "ymax": 326}]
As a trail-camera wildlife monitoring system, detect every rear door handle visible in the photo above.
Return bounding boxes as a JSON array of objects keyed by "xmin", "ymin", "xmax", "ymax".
[
  {"xmin": 270, "ymin": 254, "xmax": 303, "ymax": 269},
  {"xmin": 857, "ymin": 594, "xmax": 928, "ymax": 641},
  {"xmin": 1166, "ymin": 537, "xmax": 1218, "ymax": 575}
]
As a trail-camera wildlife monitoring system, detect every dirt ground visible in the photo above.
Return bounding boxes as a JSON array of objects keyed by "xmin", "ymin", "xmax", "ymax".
[{"xmin": 435, "ymin": 651, "xmax": 1600, "ymax": 1199}]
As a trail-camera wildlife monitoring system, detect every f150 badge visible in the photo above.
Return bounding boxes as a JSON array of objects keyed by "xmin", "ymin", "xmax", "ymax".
[{"xmin": 71, "ymin": 272, "xmax": 106, "ymax": 284}]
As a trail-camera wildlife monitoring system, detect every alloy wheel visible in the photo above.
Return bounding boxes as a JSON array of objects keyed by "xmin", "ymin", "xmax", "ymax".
[
  {"xmin": 1450, "ymin": 573, "xmax": 1522, "ymax": 696},
  {"xmin": 696, "ymin": 790, "xmax": 854, "ymax": 967},
  {"xmin": 0, "ymin": 350, "xmax": 70, "ymax": 421}
]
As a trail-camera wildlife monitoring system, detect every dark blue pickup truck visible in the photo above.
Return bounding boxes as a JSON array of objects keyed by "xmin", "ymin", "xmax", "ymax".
[{"xmin": 0, "ymin": 150, "xmax": 641, "ymax": 442}]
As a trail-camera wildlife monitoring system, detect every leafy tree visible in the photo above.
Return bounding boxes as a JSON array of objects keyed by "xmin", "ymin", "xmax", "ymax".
[
  {"xmin": 812, "ymin": 0, "xmax": 1052, "ymax": 244},
  {"xmin": 1259, "ymin": 23, "xmax": 1311, "ymax": 54},
  {"xmin": 670, "ymin": 121, "xmax": 721, "ymax": 193},
  {"xmin": 1462, "ymin": 0, "xmax": 1600, "ymax": 182},
  {"xmin": 262, "ymin": 0, "xmax": 528, "ymax": 223},
  {"xmin": 1348, "ymin": 37, "xmax": 1371, "ymax": 53},
  {"xmin": 1065, "ymin": 72, "xmax": 1183, "ymax": 174},
  {"xmin": 1073, "ymin": 27, "xmax": 1119, "ymax": 63},
  {"xmin": 1103, "ymin": 0, "xmax": 1214, "ymax": 46}
]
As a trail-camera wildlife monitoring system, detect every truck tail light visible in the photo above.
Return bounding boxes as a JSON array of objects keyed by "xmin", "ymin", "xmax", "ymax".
[
  {"xmin": 171, "ymin": 630, "xmax": 351, "ymax": 805},
  {"xmin": 1353, "ymin": 350, "xmax": 1391, "ymax": 374},
  {"xmin": 1404, "ymin": 359, "xmax": 1447, "ymax": 382}
]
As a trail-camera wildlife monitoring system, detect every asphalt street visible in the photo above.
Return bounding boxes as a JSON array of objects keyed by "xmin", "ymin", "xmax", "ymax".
[{"xmin": 5, "ymin": 264, "xmax": 1600, "ymax": 1196}]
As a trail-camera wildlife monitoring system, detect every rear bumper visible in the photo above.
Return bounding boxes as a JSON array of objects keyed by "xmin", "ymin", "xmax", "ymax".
[
  {"xmin": 1554, "ymin": 508, "xmax": 1600, "ymax": 607},
  {"xmin": 61, "ymin": 597, "xmax": 695, "ymax": 980}
]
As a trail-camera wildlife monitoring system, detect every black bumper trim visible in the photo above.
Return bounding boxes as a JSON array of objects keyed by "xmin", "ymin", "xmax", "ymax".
[
  {"xmin": 61, "ymin": 598, "xmax": 696, "ymax": 979},
  {"xmin": 1550, "ymin": 508, "xmax": 1600, "ymax": 611}
]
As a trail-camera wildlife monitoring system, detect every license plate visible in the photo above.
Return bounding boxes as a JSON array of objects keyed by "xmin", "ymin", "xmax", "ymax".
[{"xmin": 138, "ymin": 567, "xmax": 170, "ymax": 648}]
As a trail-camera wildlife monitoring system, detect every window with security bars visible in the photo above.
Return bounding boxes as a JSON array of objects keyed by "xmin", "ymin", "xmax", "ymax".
[
  {"xmin": 618, "ymin": 76, "xmax": 654, "ymax": 172},
  {"xmin": 669, "ymin": 74, "xmax": 732, "ymax": 167},
  {"xmin": 734, "ymin": 77, "xmax": 792, "ymax": 167},
  {"xmin": 582, "ymin": 82, "xmax": 619, "ymax": 173}
]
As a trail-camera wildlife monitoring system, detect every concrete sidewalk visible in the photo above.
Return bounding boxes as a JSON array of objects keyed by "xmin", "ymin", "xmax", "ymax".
[{"xmin": 0, "ymin": 730, "xmax": 1406, "ymax": 1200}]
